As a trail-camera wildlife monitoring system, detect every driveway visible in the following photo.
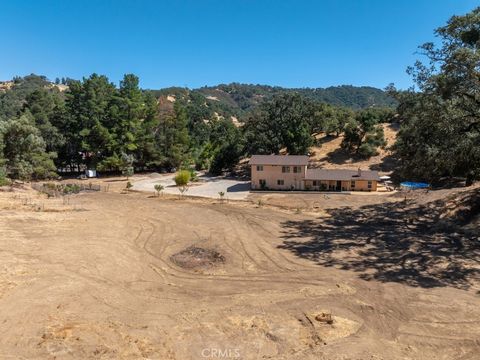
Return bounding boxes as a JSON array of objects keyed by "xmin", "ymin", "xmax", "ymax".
[{"xmin": 132, "ymin": 173, "xmax": 251, "ymax": 200}]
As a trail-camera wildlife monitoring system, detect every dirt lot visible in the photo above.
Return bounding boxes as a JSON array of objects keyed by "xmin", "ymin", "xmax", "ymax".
[{"xmin": 0, "ymin": 182, "xmax": 478, "ymax": 359}]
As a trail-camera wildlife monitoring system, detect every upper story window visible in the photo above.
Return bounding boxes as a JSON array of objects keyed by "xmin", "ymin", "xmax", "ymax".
[
  {"xmin": 282, "ymin": 166, "xmax": 290, "ymax": 173},
  {"xmin": 293, "ymin": 166, "xmax": 302, "ymax": 173},
  {"xmin": 256, "ymin": 165, "xmax": 263, "ymax": 171}
]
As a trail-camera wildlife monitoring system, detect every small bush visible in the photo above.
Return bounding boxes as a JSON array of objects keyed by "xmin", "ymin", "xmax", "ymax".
[
  {"xmin": 189, "ymin": 169, "xmax": 198, "ymax": 182},
  {"xmin": 0, "ymin": 166, "xmax": 9, "ymax": 186},
  {"xmin": 358, "ymin": 143, "xmax": 378, "ymax": 158},
  {"xmin": 63, "ymin": 184, "xmax": 80, "ymax": 194},
  {"xmin": 175, "ymin": 170, "xmax": 190, "ymax": 186},
  {"xmin": 0, "ymin": 177, "xmax": 10, "ymax": 186}
]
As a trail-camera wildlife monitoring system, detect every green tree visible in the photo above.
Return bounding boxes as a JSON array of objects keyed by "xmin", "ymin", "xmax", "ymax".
[
  {"xmin": 156, "ymin": 102, "xmax": 190, "ymax": 168},
  {"xmin": 311, "ymin": 104, "xmax": 354, "ymax": 137},
  {"xmin": 63, "ymin": 74, "xmax": 117, "ymax": 169},
  {"xmin": 135, "ymin": 91, "xmax": 163, "ymax": 170},
  {"xmin": 0, "ymin": 74, "xmax": 51, "ymax": 120},
  {"xmin": 24, "ymin": 88, "xmax": 66, "ymax": 153},
  {"xmin": 0, "ymin": 114, "xmax": 56, "ymax": 180},
  {"xmin": 341, "ymin": 108, "xmax": 387, "ymax": 157},
  {"xmin": 116, "ymin": 74, "xmax": 144, "ymax": 153},
  {"xmin": 244, "ymin": 93, "xmax": 315, "ymax": 155},
  {"xmin": 390, "ymin": 7, "xmax": 480, "ymax": 184},
  {"xmin": 208, "ymin": 119, "xmax": 244, "ymax": 175}
]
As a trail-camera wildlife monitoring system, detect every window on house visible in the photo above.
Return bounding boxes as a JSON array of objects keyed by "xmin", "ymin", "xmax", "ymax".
[
  {"xmin": 282, "ymin": 166, "xmax": 290, "ymax": 173},
  {"xmin": 367, "ymin": 181, "xmax": 372, "ymax": 189},
  {"xmin": 293, "ymin": 166, "xmax": 302, "ymax": 173},
  {"xmin": 277, "ymin": 179, "xmax": 284, "ymax": 185},
  {"xmin": 259, "ymin": 179, "xmax": 266, "ymax": 187},
  {"xmin": 256, "ymin": 165, "xmax": 263, "ymax": 171},
  {"xmin": 313, "ymin": 180, "xmax": 319, "ymax": 187},
  {"xmin": 351, "ymin": 181, "xmax": 356, "ymax": 188}
]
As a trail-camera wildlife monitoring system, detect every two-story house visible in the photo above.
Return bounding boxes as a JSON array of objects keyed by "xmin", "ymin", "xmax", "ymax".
[
  {"xmin": 249, "ymin": 155, "xmax": 380, "ymax": 191},
  {"xmin": 250, "ymin": 155, "xmax": 308, "ymax": 190}
]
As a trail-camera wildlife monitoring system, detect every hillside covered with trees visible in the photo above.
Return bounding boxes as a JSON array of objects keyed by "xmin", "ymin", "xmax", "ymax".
[
  {"xmin": 0, "ymin": 75, "xmax": 395, "ymax": 181},
  {"xmin": 0, "ymin": 7, "xmax": 479, "ymax": 188},
  {"xmin": 150, "ymin": 83, "xmax": 397, "ymax": 120}
]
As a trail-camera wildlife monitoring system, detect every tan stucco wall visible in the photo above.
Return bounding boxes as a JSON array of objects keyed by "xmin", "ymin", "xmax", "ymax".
[
  {"xmin": 251, "ymin": 163, "xmax": 378, "ymax": 191},
  {"xmin": 304, "ymin": 179, "xmax": 377, "ymax": 191},
  {"xmin": 251, "ymin": 165, "xmax": 306, "ymax": 190}
]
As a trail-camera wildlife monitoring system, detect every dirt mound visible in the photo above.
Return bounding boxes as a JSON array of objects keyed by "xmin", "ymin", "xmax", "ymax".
[{"xmin": 170, "ymin": 246, "xmax": 225, "ymax": 269}]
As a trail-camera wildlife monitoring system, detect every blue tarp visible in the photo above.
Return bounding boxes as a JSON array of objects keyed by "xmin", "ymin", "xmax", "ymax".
[{"xmin": 400, "ymin": 181, "xmax": 429, "ymax": 189}]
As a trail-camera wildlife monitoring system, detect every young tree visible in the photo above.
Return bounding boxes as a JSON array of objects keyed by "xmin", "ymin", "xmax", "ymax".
[
  {"xmin": 218, "ymin": 191, "xmax": 225, "ymax": 202},
  {"xmin": 154, "ymin": 184, "xmax": 164, "ymax": 197}
]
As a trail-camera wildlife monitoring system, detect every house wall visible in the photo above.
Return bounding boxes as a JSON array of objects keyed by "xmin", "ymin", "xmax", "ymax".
[
  {"xmin": 304, "ymin": 179, "xmax": 378, "ymax": 191},
  {"xmin": 251, "ymin": 165, "xmax": 306, "ymax": 190}
]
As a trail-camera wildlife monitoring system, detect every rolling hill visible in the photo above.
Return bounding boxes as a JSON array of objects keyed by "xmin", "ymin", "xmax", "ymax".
[{"xmin": 150, "ymin": 83, "xmax": 397, "ymax": 120}]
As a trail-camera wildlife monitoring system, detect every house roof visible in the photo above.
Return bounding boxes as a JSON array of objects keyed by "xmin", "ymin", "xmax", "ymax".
[
  {"xmin": 249, "ymin": 155, "xmax": 309, "ymax": 166},
  {"xmin": 305, "ymin": 168, "xmax": 380, "ymax": 181}
]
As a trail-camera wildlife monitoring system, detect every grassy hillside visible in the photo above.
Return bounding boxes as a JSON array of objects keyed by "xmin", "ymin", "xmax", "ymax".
[{"xmin": 310, "ymin": 123, "xmax": 399, "ymax": 174}]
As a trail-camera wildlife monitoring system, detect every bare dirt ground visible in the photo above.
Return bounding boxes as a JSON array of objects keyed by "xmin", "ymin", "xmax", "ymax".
[{"xmin": 0, "ymin": 181, "xmax": 479, "ymax": 359}]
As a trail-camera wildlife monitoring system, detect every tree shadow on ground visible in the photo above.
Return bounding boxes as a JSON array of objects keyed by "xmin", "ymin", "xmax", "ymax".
[
  {"xmin": 318, "ymin": 147, "xmax": 354, "ymax": 165},
  {"xmin": 227, "ymin": 182, "xmax": 251, "ymax": 193},
  {"xmin": 278, "ymin": 197, "xmax": 480, "ymax": 289},
  {"xmin": 369, "ymin": 153, "xmax": 398, "ymax": 173}
]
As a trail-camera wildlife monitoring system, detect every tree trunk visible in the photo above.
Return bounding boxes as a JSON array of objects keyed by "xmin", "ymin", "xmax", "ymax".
[{"xmin": 466, "ymin": 174, "xmax": 474, "ymax": 187}]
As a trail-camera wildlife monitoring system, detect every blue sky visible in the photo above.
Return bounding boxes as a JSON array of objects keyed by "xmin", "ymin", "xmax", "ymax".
[{"xmin": 0, "ymin": 0, "xmax": 477, "ymax": 89}]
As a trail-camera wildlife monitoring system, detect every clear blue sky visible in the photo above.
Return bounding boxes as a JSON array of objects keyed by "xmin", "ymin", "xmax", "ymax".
[{"xmin": 0, "ymin": 0, "xmax": 477, "ymax": 90}]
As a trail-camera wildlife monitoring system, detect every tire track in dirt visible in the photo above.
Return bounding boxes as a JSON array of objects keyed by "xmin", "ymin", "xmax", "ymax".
[{"xmin": 134, "ymin": 213, "xmax": 330, "ymax": 290}]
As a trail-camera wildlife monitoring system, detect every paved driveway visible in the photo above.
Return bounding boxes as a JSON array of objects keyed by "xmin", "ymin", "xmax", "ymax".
[{"xmin": 132, "ymin": 173, "xmax": 251, "ymax": 200}]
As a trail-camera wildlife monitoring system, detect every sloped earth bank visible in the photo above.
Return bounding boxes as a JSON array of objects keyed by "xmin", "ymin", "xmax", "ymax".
[{"xmin": 0, "ymin": 190, "xmax": 478, "ymax": 359}]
